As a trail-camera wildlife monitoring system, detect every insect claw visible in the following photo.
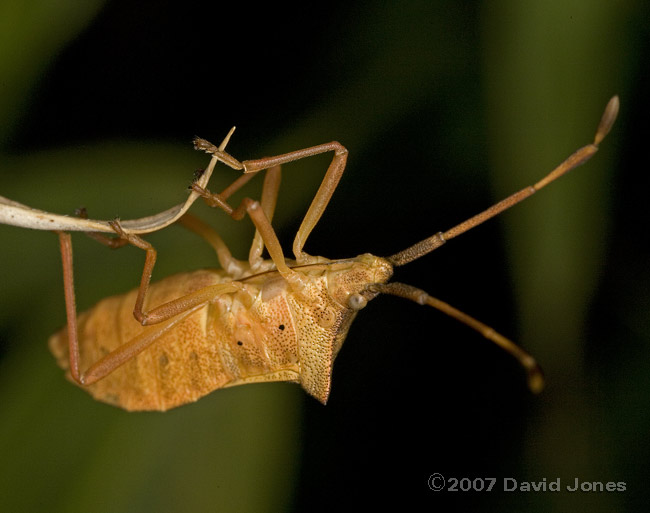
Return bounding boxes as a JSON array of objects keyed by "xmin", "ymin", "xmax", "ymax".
[
  {"xmin": 108, "ymin": 218, "xmax": 131, "ymax": 241},
  {"xmin": 193, "ymin": 136, "xmax": 217, "ymax": 153},
  {"xmin": 193, "ymin": 135, "xmax": 244, "ymax": 170}
]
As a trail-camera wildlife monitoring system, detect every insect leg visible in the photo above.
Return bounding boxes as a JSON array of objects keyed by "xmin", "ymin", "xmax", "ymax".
[
  {"xmin": 73, "ymin": 207, "xmax": 131, "ymax": 248},
  {"xmin": 195, "ymin": 140, "xmax": 349, "ymax": 263},
  {"xmin": 177, "ymin": 213, "xmax": 247, "ymax": 276},
  {"xmin": 56, "ymin": 228, "xmax": 247, "ymax": 383},
  {"xmin": 57, "ymin": 231, "xmax": 82, "ymax": 383},
  {"xmin": 56, "ymin": 230, "xmax": 174, "ymax": 384},
  {"xmin": 107, "ymin": 217, "xmax": 259, "ymax": 327},
  {"xmin": 180, "ymin": 161, "xmax": 281, "ymax": 272},
  {"xmin": 248, "ymin": 165, "xmax": 281, "ymax": 269},
  {"xmin": 79, "ymin": 303, "xmax": 203, "ymax": 385},
  {"xmin": 91, "ymin": 166, "xmax": 278, "ymax": 326},
  {"xmin": 71, "ymin": 215, "xmax": 204, "ymax": 328},
  {"xmin": 190, "ymin": 183, "xmax": 308, "ymax": 292},
  {"xmin": 243, "ymin": 144, "xmax": 348, "ymax": 264},
  {"xmin": 107, "ymin": 220, "xmax": 158, "ymax": 325}
]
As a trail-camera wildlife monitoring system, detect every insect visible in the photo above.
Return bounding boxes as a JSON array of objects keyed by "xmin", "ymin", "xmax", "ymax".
[{"xmin": 47, "ymin": 96, "xmax": 619, "ymax": 411}]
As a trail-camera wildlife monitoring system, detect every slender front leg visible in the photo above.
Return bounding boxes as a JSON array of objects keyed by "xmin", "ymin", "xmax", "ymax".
[
  {"xmin": 248, "ymin": 165, "xmax": 281, "ymax": 269},
  {"xmin": 190, "ymin": 184, "xmax": 307, "ymax": 292},
  {"xmin": 191, "ymin": 164, "xmax": 282, "ymax": 270},
  {"xmin": 196, "ymin": 140, "xmax": 349, "ymax": 263}
]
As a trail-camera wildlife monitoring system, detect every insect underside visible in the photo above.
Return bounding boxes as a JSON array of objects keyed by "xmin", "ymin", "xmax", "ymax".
[{"xmin": 48, "ymin": 97, "xmax": 619, "ymax": 411}]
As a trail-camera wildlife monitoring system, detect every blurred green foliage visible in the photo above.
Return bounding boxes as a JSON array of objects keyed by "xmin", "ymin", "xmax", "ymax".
[{"xmin": 0, "ymin": 1, "xmax": 648, "ymax": 512}]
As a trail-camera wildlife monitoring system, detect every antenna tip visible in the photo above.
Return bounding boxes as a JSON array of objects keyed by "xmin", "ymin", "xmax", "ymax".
[
  {"xmin": 594, "ymin": 95, "xmax": 620, "ymax": 146},
  {"xmin": 523, "ymin": 356, "xmax": 545, "ymax": 394}
]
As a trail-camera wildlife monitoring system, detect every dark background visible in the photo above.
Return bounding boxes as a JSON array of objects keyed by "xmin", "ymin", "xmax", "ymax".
[{"xmin": 0, "ymin": 1, "xmax": 648, "ymax": 511}]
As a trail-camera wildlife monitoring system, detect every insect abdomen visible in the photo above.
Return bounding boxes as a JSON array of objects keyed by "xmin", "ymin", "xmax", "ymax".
[{"xmin": 49, "ymin": 269, "xmax": 300, "ymax": 411}]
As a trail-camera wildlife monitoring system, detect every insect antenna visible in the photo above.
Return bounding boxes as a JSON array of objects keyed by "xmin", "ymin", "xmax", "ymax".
[
  {"xmin": 371, "ymin": 281, "xmax": 544, "ymax": 393},
  {"xmin": 387, "ymin": 95, "xmax": 619, "ymax": 267},
  {"xmin": 376, "ymin": 96, "xmax": 619, "ymax": 393}
]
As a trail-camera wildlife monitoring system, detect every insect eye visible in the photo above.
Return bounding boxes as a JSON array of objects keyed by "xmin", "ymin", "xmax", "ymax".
[{"xmin": 347, "ymin": 293, "xmax": 367, "ymax": 311}]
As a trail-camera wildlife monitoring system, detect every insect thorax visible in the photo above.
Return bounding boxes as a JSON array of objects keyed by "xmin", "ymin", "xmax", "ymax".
[
  {"xmin": 282, "ymin": 253, "xmax": 394, "ymax": 402},
  {"xmin": 225, "ymin": 253, "xmax": 393, "ymax": 403}
]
